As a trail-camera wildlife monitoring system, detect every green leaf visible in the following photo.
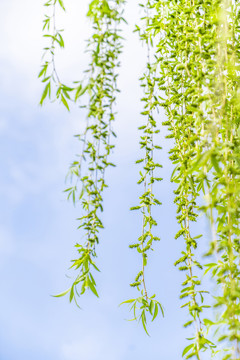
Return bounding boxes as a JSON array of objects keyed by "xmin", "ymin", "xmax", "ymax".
[
  {"xmin": 91, "ymin": 262, "xmax": 100, "ymax": 272},
  {"xmin": 152, "ymin": 303, "xmax": 158, "ymax": 321},
  {"xmin": 61, "ymin": 94, "xmax": 70, "ymax": 111},
  {"xmin": 52, "ymin": 287, "xmax": 71, "ymax": 297},
  {"xmin": 38, "ymin": 65, "xmax": 47, "ymax": 78},
  {"xmin": 57, "ymin": 32, "xmax": 65, "ymax": 48},
  {"xmin": 88, "ymin": 278, "xmax": 99, "ymax": 297},
  {"xmin": 204, "ymin": 263, "xmax": 217, "ymax": 275},
  {"xmin": 158, "ymin": 302, "xmax": 164, "ymax": 317},
  {"xmin": 182, "ymin": 344, "xmax": 194, "ymax": 357},
  {"xmin": 69, "ymin": 286, "xmax": 74, "ymax": 302},
  {"xmin": 141, "ymin": 311, "xmax": 150, "ymax": 336},
  {"xmin": 149, "ymin": 300, "xmax": 154, "ymax": 315},
  {"xmin": 40, "ymin": 81, "xmax": 51, "ymax": 105},
  {"xmin": 130, "ymin": 206, "xmax": 141, "ymax": 211},
  {"xmin": 119, "ymin": 299, "xmax": 136, "ymax": 306},
  {"xmin": 58, "ymin": 0, "xmax": 65, "ymax": 10},
  {"xmin": 75, "ymin": 85, "xmax": 88, "ymax": 101},
  {"xmin": 184, "ymin": 320, "xmax": 193, "ymax": 328}
]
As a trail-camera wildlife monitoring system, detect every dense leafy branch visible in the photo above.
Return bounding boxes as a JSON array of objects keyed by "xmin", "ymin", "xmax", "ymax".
[
  {"xmin": 40, "ymin": 0, "xmax": 240, "ymax": 357},
  {"xmin": 152, "ymin": 1, "xmax": 214, "ymax": 357}
]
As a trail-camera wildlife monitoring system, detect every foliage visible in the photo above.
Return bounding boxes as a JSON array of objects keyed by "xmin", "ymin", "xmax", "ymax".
[
  {"xmin": 39, "ymin": 0, "xmax": 73, "ymax": 110},
  {"xmin": 40, "ymin": 0, "xmax": 125, "ymax": 303},
  {"xmin": 121, "ymin": 0, "xmax": 164, "ymax": 332},
  {"xmin": 154, "ymin": 0, "xmax": 216, "ymax": 357},
  {"xmin": 40, "ymin": 0, "xmax": 240, "ymax": 358}
]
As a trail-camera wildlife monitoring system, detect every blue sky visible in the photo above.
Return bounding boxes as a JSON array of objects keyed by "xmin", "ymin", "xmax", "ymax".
[{"xmin": 0, "ymin": 1, "xmax": 212, "ymax": 359}]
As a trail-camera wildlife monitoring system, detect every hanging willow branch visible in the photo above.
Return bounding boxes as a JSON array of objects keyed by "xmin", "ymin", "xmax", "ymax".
[
  {"xmin": 39, "ymin": 0, "xmax": 73, "ymax": 110},
  {"xmin": 152, "ymin": 0, "xmax": 240, "ymax": 358},
  {"xmin": 152, "ymin": 0, "xmax": 217, "ymax": 357},
  {"xmin": 59, "ymin": 0, "xmax": 125, "ymax": 303},
  {"xmin": 40, "ymin": 0, "xmax": 125, "ymax": 303},
  {"xmin": 121, "ymin": 0, "xmax": 164, "ymax": 334},
  {"xmin": 190, "ymin": 1, "xmax": 240, "ymax": 358}
]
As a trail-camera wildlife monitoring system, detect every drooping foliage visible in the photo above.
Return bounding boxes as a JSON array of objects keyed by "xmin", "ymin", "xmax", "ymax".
[
  {"xmin": 40, "ymin": 0, "xmax": 125, "ymax": 302},
  {"xmin": 151, "ymin": 0, "xmax": 240, "ymax": 358},
  {"xmin": 153, "ymin": 1, "xmax": 213, "ymax": 356},
  {"xmin": 40, "ymin": 0, "xmax": 240, "ymax": 358},
  {"xmin": 63, "ymin": 0, "xmax": 125, "ymax": 304},
  {"xmin": 121, "ymin": 0, "xmax": 164, "ymax": 333},
  {"xmin": 39, "ymin": 0, "xmax": 72, "ymax": 110}
]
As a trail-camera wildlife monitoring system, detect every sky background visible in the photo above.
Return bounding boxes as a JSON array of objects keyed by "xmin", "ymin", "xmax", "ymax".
[{"xmin": 0, "ymin": 1, "xmax": 212, "ymax": 359}]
